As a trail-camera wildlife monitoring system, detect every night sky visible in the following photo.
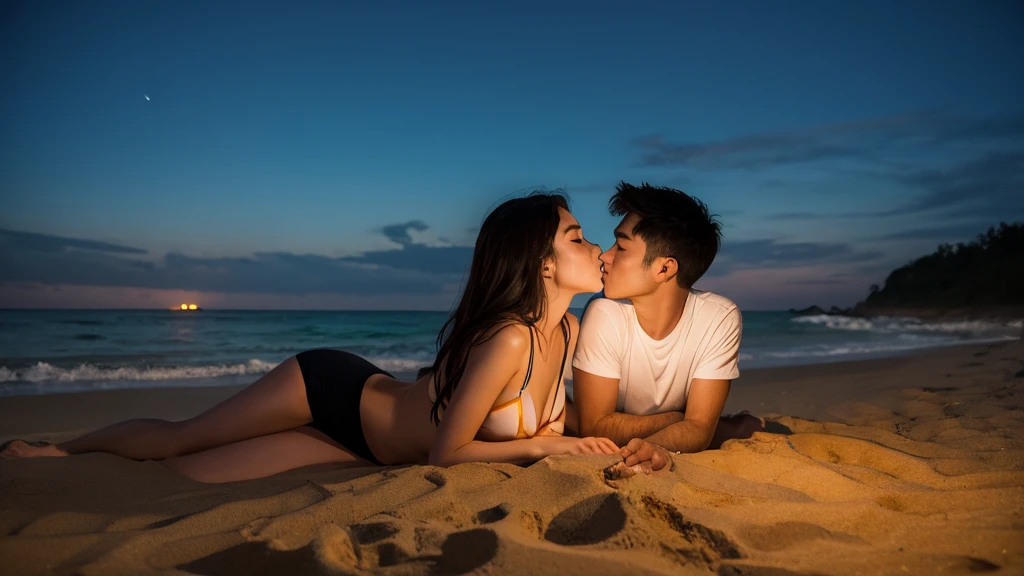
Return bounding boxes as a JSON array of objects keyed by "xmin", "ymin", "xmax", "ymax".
[{"xmin": 2, "ymin": 1, "xmax": 1022, "ymax": 310}]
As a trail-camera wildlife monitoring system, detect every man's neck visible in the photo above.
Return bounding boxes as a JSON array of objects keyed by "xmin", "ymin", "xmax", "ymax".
[{"xmin": 630, "ymin": 285, "xmax": 688, "ymax": 341}]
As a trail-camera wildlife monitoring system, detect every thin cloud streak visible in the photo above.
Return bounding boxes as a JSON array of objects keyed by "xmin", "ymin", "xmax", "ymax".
[
  {"xmin": 709, "ymin": 238, "xmax": 885, "ymax": 277},
  {"xmin": 0, "ymin": 228, "xmax": 147, "ymax": 255},
  {"xmin": 0, "ymin": 228, "xmax": 470, "ymax": 296},
  {"xmin": 632, "ymin": 111, "xmax": 1024, "ymax": 170}
]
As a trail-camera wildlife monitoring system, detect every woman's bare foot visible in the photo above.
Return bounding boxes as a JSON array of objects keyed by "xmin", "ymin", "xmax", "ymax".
[{"xmin": 0, "ymin": 440, "xmax": 69, "ymax": 459}]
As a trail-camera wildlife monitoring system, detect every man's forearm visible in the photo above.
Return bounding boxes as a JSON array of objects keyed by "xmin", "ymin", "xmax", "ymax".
[
  {"xmin": 644, "ymin": 419, "xmax": 715, "ymax": 453},
  {"xmin": 591, "ymin": 411, "xmax": 683, "ymax": 446}
]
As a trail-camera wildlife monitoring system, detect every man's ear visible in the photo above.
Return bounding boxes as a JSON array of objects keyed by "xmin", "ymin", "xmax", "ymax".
[{"xmin": 653, "ymin": 256, "xmax": 679, "ymax": 285}]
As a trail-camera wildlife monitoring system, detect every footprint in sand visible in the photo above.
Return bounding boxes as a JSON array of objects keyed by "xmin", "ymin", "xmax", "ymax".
[
  {"xmin": 432, "ymin": 528, "xmax": 499, "ymax": 575},
  {"xmin": 349, "ymin": 521, "xmax": 400, "ymax": 544},
  {"xmin": 476, "ymin": 504, "xmax": 509, "ymax": 524},
  {"xmin": 423, "ymin": 470, "xmax": 446, "ymax": 487},
  {"xmin": 737, "ymin": 520, "xmax": 866, "ymax": 552},
  {"xmin": 543, "ymin": 493, "xmax": 626, "ymax": 545}
]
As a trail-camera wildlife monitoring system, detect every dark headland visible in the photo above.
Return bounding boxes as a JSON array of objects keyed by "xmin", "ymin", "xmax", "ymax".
[{"xmin": 790, "ymin": 222, "xmax": 1024, "ymax": 322}]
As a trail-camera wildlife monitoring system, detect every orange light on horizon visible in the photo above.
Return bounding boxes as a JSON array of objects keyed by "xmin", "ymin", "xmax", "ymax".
[
  {"xmin": 188, "ymin": 304, "xmax": 198, "ymax": 310},
  {"xmin": 180, "ymin": 304, "xmax": 188, "ymax": 310}
]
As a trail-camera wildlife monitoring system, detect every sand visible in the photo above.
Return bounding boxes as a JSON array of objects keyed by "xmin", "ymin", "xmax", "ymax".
[{"xmin": 1, "ymin": 341, "xmax": 1022, "ymax": 575}]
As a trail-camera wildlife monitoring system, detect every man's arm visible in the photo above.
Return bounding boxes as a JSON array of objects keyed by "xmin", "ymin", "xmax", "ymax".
[
  {"xmin": 620, "ymin": 307, "xmax": 743, "ymax": 469},
  {"xmin": 618, "ymin": 377, "xmax": 732, "ymax": 471},
  {"xmin": 644, "ymin": 378, "xmax": 730, "ymax": 452},
  {"xmin": 574, "ymin": 368, "xmax": 684, "ymax": 446}
]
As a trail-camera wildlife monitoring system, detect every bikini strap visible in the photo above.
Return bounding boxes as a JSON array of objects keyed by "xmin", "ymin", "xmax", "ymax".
[
  {"xmin": 520, "ymin": 317, "xmax": 571, "ymax": 398},
  {"xmin": 554, "ymin": 315, "xmax": 570, "ymax": 396},
  {"xmin": 518, "ymin": 325, "xmax": 535, "ymax": 396}
]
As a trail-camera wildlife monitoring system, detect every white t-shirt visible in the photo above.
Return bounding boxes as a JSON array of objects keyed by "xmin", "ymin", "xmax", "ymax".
[{"xmin": 571, "ymin": 289, "xmax": 742, "ymax": 415}]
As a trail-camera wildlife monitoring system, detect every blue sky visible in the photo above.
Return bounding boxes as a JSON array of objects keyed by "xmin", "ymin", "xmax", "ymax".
[{"xmin": 2, "ymin": 1, "xmax": 1022, "ymax": 310}]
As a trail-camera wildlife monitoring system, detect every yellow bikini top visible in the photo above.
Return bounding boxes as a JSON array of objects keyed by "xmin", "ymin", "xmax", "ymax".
[{"xmin": 430, "ymin": 317, "xmax": 570, "ymax": 440}]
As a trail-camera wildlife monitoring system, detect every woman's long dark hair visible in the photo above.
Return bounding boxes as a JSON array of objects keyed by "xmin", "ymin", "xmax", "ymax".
[{"xmin": 429, "ymin": 192, "xmax": 568, "ymax": 425}]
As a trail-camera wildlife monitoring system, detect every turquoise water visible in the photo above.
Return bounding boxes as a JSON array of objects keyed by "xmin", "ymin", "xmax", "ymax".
[{"xmin": 0, "ymin": 308, "xmax": 1018, "ymax": 396}]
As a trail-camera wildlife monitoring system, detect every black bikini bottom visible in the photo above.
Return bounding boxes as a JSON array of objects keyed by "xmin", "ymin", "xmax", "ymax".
[{"xmin": 295, "ymin": 349, "xmax": 393, "ymax": 465}]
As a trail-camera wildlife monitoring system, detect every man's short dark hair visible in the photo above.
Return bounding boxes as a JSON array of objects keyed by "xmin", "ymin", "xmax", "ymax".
[{"xmin": 609, "ymin": 181, "xmax": 722, "ymax": 288}]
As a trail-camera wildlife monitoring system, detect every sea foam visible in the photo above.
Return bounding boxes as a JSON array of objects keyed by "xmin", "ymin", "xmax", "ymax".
[
  {"xmin": 0, "ymin": 359, "xmax": 278, "ymax": 383},
  {"xmin": 790, "ymin": 314, "xmax": 1019, "ymax": 335}
]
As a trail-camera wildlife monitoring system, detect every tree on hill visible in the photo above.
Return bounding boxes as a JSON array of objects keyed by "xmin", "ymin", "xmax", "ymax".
[{"xmin": 864, "ymin": 222, "xmax": 1023, "ymax": 307}]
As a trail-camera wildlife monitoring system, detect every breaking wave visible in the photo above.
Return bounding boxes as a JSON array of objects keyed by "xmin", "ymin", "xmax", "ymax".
[
  {"xmin": 790, "ymin": 314, "xmax": 1020, "ymax": 337},
  {"xmin": 0, "ymin": 359, "xmax": 279, "ymax": 384}
]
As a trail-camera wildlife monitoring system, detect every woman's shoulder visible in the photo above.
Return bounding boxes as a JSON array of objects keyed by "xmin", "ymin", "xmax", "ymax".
[{"xmin": 479, "ymin": 322, "xmax": 531, "ymax": 352}]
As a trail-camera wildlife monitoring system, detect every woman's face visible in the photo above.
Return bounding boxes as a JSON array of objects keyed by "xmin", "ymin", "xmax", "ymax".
[{"xmin": 548, "ymin": 207, "xmax": 604, "ymax": 294}]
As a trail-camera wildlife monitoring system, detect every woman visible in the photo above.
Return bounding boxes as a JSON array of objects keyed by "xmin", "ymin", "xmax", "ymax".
[{"xmin": 0, "ymin": 194, "xmax": 619, "ymax": 482}]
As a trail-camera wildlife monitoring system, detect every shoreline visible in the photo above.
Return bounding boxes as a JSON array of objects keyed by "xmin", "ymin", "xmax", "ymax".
[
  {"xmin": 2, "ymin": 332, "xmax": 1020, "ymax": 400},
  {"xmin": 0, "ymin": 339, "xmax": 1018, "ymax": 442}
]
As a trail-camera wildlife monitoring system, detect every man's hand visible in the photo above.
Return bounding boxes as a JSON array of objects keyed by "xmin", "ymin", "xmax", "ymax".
[{"xmin": 619, "ymin": 438, "xmax": 674, "ymax": 472}]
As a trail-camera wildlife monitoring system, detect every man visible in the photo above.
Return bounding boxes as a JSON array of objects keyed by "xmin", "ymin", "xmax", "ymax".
[{"xmin": 572, "ymin": 182, "xmax": 762, "ymax": 472}]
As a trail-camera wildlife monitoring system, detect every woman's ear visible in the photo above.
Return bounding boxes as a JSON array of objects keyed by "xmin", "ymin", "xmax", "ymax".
[{"xmin": 542, "ymin": 257, "xmax": 555, "ymax": 279}]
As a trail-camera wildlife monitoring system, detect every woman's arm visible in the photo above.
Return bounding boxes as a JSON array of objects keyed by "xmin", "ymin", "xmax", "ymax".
[
  {"xmin": 431, "ymin": 434, "xmax": 616, "ymax": 466},
  {"xmin": 427, "ymin": 323, "xmax": 616, "ymax": 467}
]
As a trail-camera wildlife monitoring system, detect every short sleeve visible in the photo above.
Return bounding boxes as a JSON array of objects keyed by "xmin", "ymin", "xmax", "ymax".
[
  {"xmin": 692, "ymin": 306, "xmax": 742, "ymax": 380},
  {"xmin": 572, "ymin": 299, "xmax": 625, "ymax": 380}
]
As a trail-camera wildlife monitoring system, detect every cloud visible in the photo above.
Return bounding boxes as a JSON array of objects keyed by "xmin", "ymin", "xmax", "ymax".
[
  {"xmin": 876, "ymin": 222, "xmax": 1004, "ymax": 241},
  {"xmin": 879, "ymin": 151, "xmax": 1024, "ymax": 217},
  {"xmin": 634, "ymin": 133, "xmax": 860, "ymax": 169},
  {"xmin": 765, "ymin": 151, "xmax": 1024, "ymax": 222},
  {"xmin": 380, "ymin": 220, "xmax": 429, "ymax": 246},
  {"xmin": 695, "ymin": 267, "xmax": 877, "ymax": 309},
  {"xmin": 708, "ymin": 238, "xmax": 884, "ymax": 277},
  {"xmin": 340, "ymin": 243, "xmax": 473, "ymax": 275},
  {"xmin": 631, "ymin": 111, "xmax": 1024, "ymax": 170},
  {"xmin": 0, "ymin": 228, "xmax": 472, "ymax": 296},
  {"xmin": 0, "ymin": 228, "xmax": 147, "ymax": 255}
]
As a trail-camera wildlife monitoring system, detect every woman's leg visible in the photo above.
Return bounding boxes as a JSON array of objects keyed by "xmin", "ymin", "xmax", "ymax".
[
  {"xmin": 162, "ymin": 426, "xmax": 369, "ymax": 483},
  {"xmin": 1, "ymin": 357, "xmax": 313, "ymax": 460}
]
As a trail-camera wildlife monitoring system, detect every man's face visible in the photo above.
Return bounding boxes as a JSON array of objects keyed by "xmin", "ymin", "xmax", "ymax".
[{"xmin": 600, "ymin": 213, "xmax": 658, "ymax": 300}]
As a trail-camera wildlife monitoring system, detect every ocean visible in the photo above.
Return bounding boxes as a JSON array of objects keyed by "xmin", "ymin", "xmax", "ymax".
[{"xmin": 0, "ymin": 309, "xmax": 1020, "ymax": 397}]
